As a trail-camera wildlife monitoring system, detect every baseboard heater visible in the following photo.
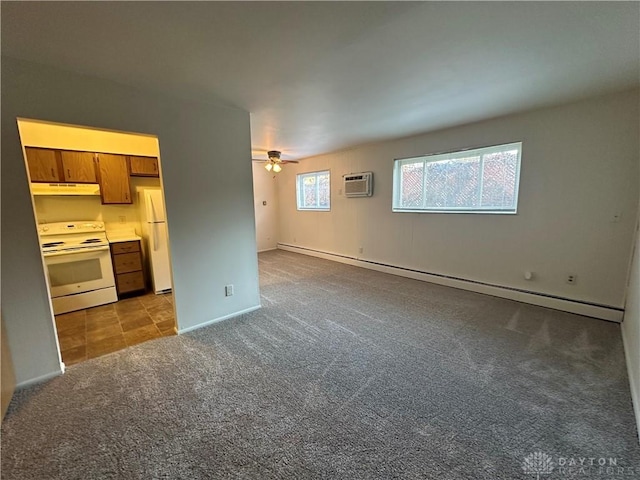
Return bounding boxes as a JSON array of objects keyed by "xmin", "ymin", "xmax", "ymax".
[{"xmin": 276, "ymin": 243, "xmax": 624, "ymax": 322}]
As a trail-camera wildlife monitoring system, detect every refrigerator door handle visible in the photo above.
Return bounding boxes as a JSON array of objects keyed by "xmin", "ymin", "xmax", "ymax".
[
  {"xmin": 149, "ymin": 195, "xmax": 156, "ymax": 222},
  {"xmin": 153, "ymin": 223, "xmax": 159, "ymax": 251}
]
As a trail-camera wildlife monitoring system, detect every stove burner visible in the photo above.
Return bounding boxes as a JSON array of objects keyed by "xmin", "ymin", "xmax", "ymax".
[
  {"xmin": 42, "ymin": 241, "xmax": 65, "ymax": 248},
  {"xmin": 81, "ymin": 238, "xmax": 103, "ymax": 244}
]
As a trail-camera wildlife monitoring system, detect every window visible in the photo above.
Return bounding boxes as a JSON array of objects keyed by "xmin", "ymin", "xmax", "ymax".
[
  {"xmin": 296, "ymin": 170, "xmax": 331, "ymax": 211},
  {"xmin": 392, "ymin": 142, "xmax": 522, "ymax": 214}
]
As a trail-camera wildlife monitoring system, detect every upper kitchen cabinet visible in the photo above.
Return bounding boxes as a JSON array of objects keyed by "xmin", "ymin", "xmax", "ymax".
[
  {"xmin": 60, "ymin": 151, "xmax": 97, "ymax": 183},
  {"xmin": 25, "ymin": 147, "xmax": 63, "ymax": 182},
  {"xmin": 129, "ymin": 156, "xmax": 159, "ymax": 177},
  {"xmin": 95, "ymin": 153, "xmax": 132, "ymax": 204}
]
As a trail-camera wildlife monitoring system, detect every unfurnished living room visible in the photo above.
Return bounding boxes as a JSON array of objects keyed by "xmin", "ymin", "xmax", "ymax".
[{"xmin": 1, "ymin": 2, "xmax": 639, "ymax": 479}]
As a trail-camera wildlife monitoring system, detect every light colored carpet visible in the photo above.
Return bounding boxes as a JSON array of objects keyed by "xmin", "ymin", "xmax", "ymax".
[{"xmin": 2, "ymin": 250, "xmax": 638, "ymax": 479}]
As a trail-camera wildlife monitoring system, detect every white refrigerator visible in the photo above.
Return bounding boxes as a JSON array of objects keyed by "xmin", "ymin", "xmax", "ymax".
[{"xmin": 139, "ymin": 188, "xmax": 172, "ymax": 294}]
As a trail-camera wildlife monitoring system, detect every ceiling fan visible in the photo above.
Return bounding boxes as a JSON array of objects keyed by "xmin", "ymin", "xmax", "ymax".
[{"xmin": 253, "ymin": 150, "xmax": 298, "ymax": 173}]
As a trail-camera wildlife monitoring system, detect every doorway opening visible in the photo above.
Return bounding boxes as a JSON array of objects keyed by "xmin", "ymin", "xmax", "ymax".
[
  {"xmin": 251, "ymin": 161, "xmax": 280, "ymax": 253},
  {"xmin": 18, "ymin": 118, "xmax": 177, "ymax": 366}
]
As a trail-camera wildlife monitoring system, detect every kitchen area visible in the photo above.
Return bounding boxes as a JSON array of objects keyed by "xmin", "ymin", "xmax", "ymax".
[{"xmin": 19, "ymin": 119, "xmax": 176, "ymax": 366}]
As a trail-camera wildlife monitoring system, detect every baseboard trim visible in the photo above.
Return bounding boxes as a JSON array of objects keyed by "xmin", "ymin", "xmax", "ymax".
[
  {"xmin": 258, "ymin": 247, "xmax": 278, "ymax": 253},
  {"xmin": 177, "ymin": 305, "xmax": 262, "ymax": 334},
  {"xmin": 17, "ymin": 369, "xmax": 63, "ymax": 389},
  {"xmin": 621, "ymin": 326, "xmax": 640, "ymax": 443},
  {"xmin": 277, "ymin": 244, "xmax": 623, "ymax": 322}
]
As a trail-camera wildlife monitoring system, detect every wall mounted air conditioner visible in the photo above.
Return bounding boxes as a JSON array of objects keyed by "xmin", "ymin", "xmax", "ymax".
[{"xmin": 343, "ymin": 172, "xmax": 373, "ymax": 197}]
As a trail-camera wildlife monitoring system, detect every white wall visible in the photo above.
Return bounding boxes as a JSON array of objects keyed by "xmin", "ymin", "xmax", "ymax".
[
  {"xmin": 252, "ymin": 163, "xmax": 280, "ymax": 252},
  {"xmin": 278, "ymin": 90, "xmax": 639, "ymax": 316},
  {"xmin": 31, "ymin": 177, "xmax": 160, "ymax": 232},
  {"xmin": 622, "ymin": 205, "xmax": 640, "ymax": 439},
  {"xmin": 18, "ymin": 119, "xmax": 160, "ymax": 156},
  {"xmin": 1, "ymin": 57, "xmax": 260, "ymax": 385}
]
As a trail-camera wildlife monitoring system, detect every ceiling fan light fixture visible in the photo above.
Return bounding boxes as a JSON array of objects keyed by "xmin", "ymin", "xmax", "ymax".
[
  {"xmin": 273, "ymin": 163, "xmax": 282, "ymax": 173},
  {"xmin": 265, "ymin": 162, "xmax": 273, "ymax": 172},
  {"xmin": 267, "ymin": 150, "xmax": 281, "ymax": 162}
]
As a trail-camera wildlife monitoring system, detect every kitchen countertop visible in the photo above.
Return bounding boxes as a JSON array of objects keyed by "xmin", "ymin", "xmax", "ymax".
[{"xmin": 106, "ymin": 231, "xmax": 142, "ymax": 243}]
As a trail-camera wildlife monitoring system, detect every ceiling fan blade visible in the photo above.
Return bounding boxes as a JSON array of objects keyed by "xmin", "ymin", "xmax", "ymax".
[{"xmin": 281, "ymin": 160, "xmax": 299, "ymax": 164}]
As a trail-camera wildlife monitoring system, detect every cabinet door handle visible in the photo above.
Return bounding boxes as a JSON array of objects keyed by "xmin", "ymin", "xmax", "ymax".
[
  {"xmin": 51, "ymin": 168, "xmax": 55, "ymax": 177},
  {"xmin": 67, "ymin": 169, "xmax": 71, "ymax": 177}
]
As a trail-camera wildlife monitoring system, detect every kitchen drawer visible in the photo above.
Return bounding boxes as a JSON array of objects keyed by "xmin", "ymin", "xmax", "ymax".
[
  {"xmin": 113, "ymin": 252, "xmax": 142, "ymax": 274},
  {"xmin": 116, "ymin": 272, "xmax": 145, "ymax": 294},
  {"xmin": 111, "ymin": 241, "xmax": 140, "ymax": 254}
]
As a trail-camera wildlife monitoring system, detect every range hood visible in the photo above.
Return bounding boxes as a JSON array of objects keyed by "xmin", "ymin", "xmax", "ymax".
[{"xmin": 31, "ymin": 183, "xmax": 101, "ymax": 196}]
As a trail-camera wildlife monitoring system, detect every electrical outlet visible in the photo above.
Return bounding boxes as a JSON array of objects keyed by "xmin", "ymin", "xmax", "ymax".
[
  {"xmin": 358, "ymin": 247, "xmax": 363, "ymax": 254},
  {"xmin": 118, "ymin": 215, "xmax": 126, "ymax": 224},
  {"xmin": 225, "ymin": 284, "xmax": 234, "ymax": 296},
  {"xmin": 566, "ymin": 274, "xmax": 577, "ymax": 285}
]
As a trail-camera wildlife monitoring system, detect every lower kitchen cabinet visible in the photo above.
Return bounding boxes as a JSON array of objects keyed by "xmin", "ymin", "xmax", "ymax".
[{"xmin": 110, "ymin": 240, "xmax": 145, "ymax": 297}]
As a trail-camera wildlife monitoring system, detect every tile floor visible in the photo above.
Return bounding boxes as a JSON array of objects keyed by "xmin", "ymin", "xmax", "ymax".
[{"xmin": 55, "ymin": 292, "xmax": 176, "ymax": 366}]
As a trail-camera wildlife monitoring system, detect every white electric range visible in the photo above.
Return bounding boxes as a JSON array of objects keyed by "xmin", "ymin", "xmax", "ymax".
[{"xmin": 38, "ymin": 221, "xmax": 117, "ymax": 314}]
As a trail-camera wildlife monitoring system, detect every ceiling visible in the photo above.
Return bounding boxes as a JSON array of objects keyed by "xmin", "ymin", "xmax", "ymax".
[{"xmin": 2, "ymin": 2, "xmax": 639, "ymax": 161}]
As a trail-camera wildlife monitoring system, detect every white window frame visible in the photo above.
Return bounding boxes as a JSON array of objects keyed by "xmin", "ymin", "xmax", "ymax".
[
  {"xmin": 392, "ymin": 142, "xmax": 522, "ymax": 214},
  {"xmin": 296, "ymin": 170, "xmax": 331, "ymax": 211}
]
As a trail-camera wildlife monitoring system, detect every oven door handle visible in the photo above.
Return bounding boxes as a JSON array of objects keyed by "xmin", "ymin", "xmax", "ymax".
[{"xmin": 43, "ymin": 246, "xmax": 110, "ymax": 257}]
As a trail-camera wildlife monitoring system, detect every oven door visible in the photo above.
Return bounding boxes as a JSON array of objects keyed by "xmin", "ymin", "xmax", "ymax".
[{"xmin": 44, "ymin": 247, "xmax": 115, "ymax": 298}]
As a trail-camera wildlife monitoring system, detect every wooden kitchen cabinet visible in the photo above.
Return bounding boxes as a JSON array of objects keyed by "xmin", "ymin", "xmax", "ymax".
[
  {"xmin": 129, "ymin": 156, "xmax": 159, "ymax": 177},
  {"xmin": 60, "ymin": 151, "xmax": 97, "ymax": 183},
  {"xmin": 25, "ymin": 147, "xmax": 63, "ymax": 183},
  {"xmin": 95, "ymin": 153, "xmax": 132, "ymax": 204},
  {"xmin": 111, "ymin": 240, "xmax": 145, "ymax": 296}
]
